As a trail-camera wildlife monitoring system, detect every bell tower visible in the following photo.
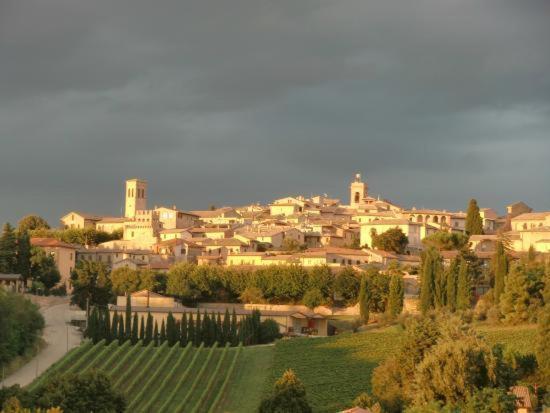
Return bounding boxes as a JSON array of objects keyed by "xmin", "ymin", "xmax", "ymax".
[
  {"xmin": 350, "ymin": 173, "xmax": 368, "ymax": 207},
  {"xmin": 125, "ymin": 178, "xmax": 148, "ymax": 218}
]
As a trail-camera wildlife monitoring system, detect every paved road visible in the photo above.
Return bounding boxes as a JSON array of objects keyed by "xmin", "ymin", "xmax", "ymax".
[{"xmin": 1, "ymin": 303, "xmax": 82, "ymax": 387}]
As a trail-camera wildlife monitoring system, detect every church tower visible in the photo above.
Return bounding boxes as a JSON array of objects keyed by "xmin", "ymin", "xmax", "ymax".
[
  {"xmin": 350, "ymin": 173, "xmax": 368, "ymax": 207},
  {"xmin": 125, "ymin": 178, "xmax": 148, "ymax": 218}
]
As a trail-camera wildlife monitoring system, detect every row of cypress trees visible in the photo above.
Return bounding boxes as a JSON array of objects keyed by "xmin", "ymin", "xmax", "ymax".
[{"xmin": 85, "ymin": 304, "xmax": 271, "ymax": 347}]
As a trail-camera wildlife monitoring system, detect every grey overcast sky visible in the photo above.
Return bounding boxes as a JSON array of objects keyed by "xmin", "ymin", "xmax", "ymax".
[{"xmin": 1, "ymin": 0, "xmax": 549, "ymax": 226}]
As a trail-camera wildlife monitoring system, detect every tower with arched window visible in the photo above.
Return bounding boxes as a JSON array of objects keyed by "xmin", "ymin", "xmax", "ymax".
[
  {"xmin": 350, "ymin": 173, "xmax": 368, "ymax": 207},
  {"xmin": 125, "ymin": 178, "xmax": 148, "ymax": 218}
]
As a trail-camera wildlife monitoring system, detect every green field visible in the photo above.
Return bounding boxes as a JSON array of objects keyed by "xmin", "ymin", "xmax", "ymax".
[
  {"xmin": 27, "ymin": 323, "xmax": 537, "ymax": 413},
  {"xmin": 27, "ymin": 340, "xmax": 248, "ymax": 413}
]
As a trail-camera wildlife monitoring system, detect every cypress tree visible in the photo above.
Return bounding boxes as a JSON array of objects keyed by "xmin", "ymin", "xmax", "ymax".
[
  {"xmin": 166, "ymin": 312, "xmax": 176, "ymax": 346},
  {"xmin": 87, "ymin": 307, "xmax": 98, "ymax": 342},
  {"xmin": 465, "ymin": 199, "xmax": 483, "ymax": 235},
  {"xmin": 160, "ymin": 319, "xmax": 166, "ymax": 344},
  {"xmin": 104, "ymin": 308, "xmax": 111, "ymax": 343},
  {"xmin": 125, "ymin": 294, "xmax": 132, "ymax": 339},
  {"xmin": 16, "ymin": 231, "xmax": 32, "ymax": 280},
  {"xmin": 456, "ymin": 258, "xmax": 471, "ymax": 311},
  {"xmin": 251, "ymin": 310, "xmax": 261, "ymax": 345},
  {"xmin": 195, "ymin": 310, "xmax": 202, "ymax": 345},
  {"xmin": 434, "ymin": 260, "xmax": 447, "ymax": 309},
  {"xmin": 153, "ymin": 320, "xmax": 159, "ymax": 346},
  {"xmin": 230, "ymin": 309, "xmax": 238, "ymax": 346},
  {"xmin": 0, "ymin": 223, "xmax": 18, "ymax": 273},
  {"xmin": 118, "ymin": 315, "xmax": 125, "ymax": 345},
  {"xmin": 188, "ymin": 313, "xmax": 196, "ymax": 346},
  {"xmin": 216, "ymin": 312, "xmax": 223, "ymax": 343},
  {"xmin": 111, "ymin": 311, "xmax": 119, "ymax": 341},
  {"xmin": 358, "ymin": 275, "xmax": 370, "ymax": 324},
  {"xmin": 145, "ymin": 312, "xmax": 153, "ymax": 345},
  {"xmin": 202, "ymin": 312, "xmax": 211, "ymax": 346},
  {"xmin": 493, "ymin": 242, "xmax": 508, "ymax": 305},
  {"xmin": 139, "ymin": 316, "xmax": 145, "ymax": 342},
  {"xmin": 210, "ymin": 312, "xmax": 219, "ymax": 345},
  {"xmin": 420, "ymin": 247, "xmax": 442, "ymax": 314},
  {"xmin": 222, "ymin": 308, "xmax": 231, "ymax": 344},
  {"xmin": 131, "ymin": 312, "xmax": 139, "ymax": 344},
  {"xmin": 446, "ymin": 258, "xmax": 459, "ymax": 312},
  {"xmin": 180, "ymin": 313, "xmax": 188, "ymax": 347},
  {"xmin": 500, "ymin": 264, "xmax": 530, "ymax": 324},
  {"xmin": 387, "ymin": 273, "xmax": 404, "ymax": 317}
]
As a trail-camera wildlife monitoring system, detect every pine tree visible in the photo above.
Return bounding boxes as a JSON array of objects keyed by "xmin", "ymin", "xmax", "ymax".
[
  {"xmin": 358, "ymin": 274, "xmax": 370, "ymax": 324},
  {"xmin": 160, "ymin": 319, "xmax": 166, "ymax": 344},
  {"xmin": 117, "ymin": 315, "xmax": 125, "ymax": 345},
  {"xmin": 0, "ymin": 223, "xmax": 18, "ymax": 273},
  {"xmin": 446, "ymin": 258, "xmax": 459, "ymax": 312},
  {"xmin": 456, "ymin": 257, "xmax": 471, "ymax": 311},
  {"xmin": 111, "ymin": 311, "xmax": 119, "ymax": 341},
  {"xmin": 139, "ymin": 315, "xmax": 145, "ymax": 342},
  {"xmin": 493, "ymin": 242, "xmax": 508, "ymax": 305},
  {"xmin": 465, "ymin": 199, "xmax": 483, "ymax": 235},
  {"xmin": 125, "ymin": 294, "xmax": 132, "ymax": 339},
  {"xmin": 420, "ymin": 247, "xmax": 442, "ymax": 314},
  {"xmin": 145, "ymin": 312, "xmax": 153, "ymax": 345},
  {"xmin": 16, "ymin": 231, "xmax": 32, "ymax": 279},
  {"xmin": 222, "ymin": 308, "xmax": 231, "ymax": 344},
  {"xmin": 153, "ymin": 320, "xmax": 159, "ymax": 346},
  {"xmin": 230, "ymin": 308, "xmax": 238, "ymax": 346},
  {"xmin": 188, "ymin": 313, "xmax": 196, "ymax": 346},
  {"xmin": 180, "ymin": 313, "xmax": 188, "ymax": 347},
  {"xmin": 500, "ymin": 264, "xmax": 530, "ymax": 324},
  {"xmin": 131, "ymin": 312, "xmax": 139, "ymax": 344},
  {"xmin": 387, "ymin": 273, "xmax": 404, "ymax": 317}
]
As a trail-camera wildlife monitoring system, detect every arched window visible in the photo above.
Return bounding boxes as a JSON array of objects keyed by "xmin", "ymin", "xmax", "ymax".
[
  {"xmin": 354, "ymin": 192, "xmax": 360, "ymax": 203},
  {"xmin": 441, "ymin": 216, "xmax": 447, "ymax": 224},
  {"xmin": 433, "ymin": 216, "xmax": 439, "ymax": 223},
  {"xmin": 425, "ymin": 215, "xmax": 431, "ymax": 223},
  {"xmin": 417, "ymin": 215, "xmax": 423, "ymax": 223}
]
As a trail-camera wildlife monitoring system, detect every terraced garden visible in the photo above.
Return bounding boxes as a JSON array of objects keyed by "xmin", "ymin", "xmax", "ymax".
[{"xmin": 27, "ymin": 340, "xmax": 245, "ymax": 413}]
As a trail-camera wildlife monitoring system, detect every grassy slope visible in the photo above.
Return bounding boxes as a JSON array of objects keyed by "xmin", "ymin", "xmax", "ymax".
[{"xmin": 221, "ymin": 345, "xmax": 275, "ymax": 413}]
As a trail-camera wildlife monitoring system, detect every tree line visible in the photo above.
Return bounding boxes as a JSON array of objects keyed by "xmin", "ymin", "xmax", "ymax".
[{"xmin": 85, "ymin": 296, "xmax": 281, "ymax": 348}]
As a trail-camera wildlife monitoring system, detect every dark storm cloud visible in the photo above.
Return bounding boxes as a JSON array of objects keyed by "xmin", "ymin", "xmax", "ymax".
[{"xmin": 1, "ymin": 0, "xmax": 549, "ymax": 225}]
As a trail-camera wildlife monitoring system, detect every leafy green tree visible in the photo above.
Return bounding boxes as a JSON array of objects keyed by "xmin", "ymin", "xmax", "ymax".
[
  {"xmin": 388, "ymin": 273, "xmax": 404, "ymax": 317},
  {"xmin": 500, "ymin": 264, "xmax": 530, "ymax": 324},
  {"xmin": 239, "ymin": 286, "xmax": 264, "ymax": 304},
  {"xmin": 302, "ymin": 288, "xmax": 324, "ymax": 309},
  {"xmin": 358, "ymin": 275, "xmax": 371, "ymax": 324},
  {"xmin": 365, "ymin": 268, "xmax": 390, "ymax": 313},
  {"xmin": 372, "ymin": 227, "xmax": 409, "ymax": 254},
  {"xmin": 30, "ymin": 247, "xmax": 61, "ymax": 289},
  {"xmin": 110, "ymin": 267, "xmax": 141, "ymax": 295},
  {"xmin": 16, "ymin": 232, "xmax": 32, "ymax": 279},
  {"xmin": 493, "ymin": 242, "xmax": 508, "ymax": 305},
  {"xmin": 536, "ymin": 307, "xmax": 550, "ymax": 386},
  {"xmin": 456, "ymin": 258, "xmax": 472, "ymax": 311},
  {"xmin": 71, "ymin": 260, "xmax": 113, "ymax": 309},
  {"xmin": 463, "ymin": 387, "xmax": 516, "ymax": 413},
  {"xmin": 260, "ymin": 319, "xmax": 282, "ymax": 344},
  {"xmin": 420, "ymin": 248, "xmax": 443, "ymax": 314},
  {"xmin": 333, "ymin": 267, "xmax": 360, "ymax": 305},
  {"xmin": 422, "ymin": 231, "xmax": 469, "ymax": 251},
  {"xmin": 0, "ymin": 223, "xmax": 18, "ymax": 273},
  {"xmin": 33, "ymin": 370, "xmax": 126, "ymax": 413},
  {"xmin": 17, "ymin": 215, "xmax": 50, "ymax": 233},
  {"xmin": 259, "ymin": 369, "xmax": 312, "ymax": 413},
  {"xmin": 465, "ymin": 199, "xmax": 483, "ymax": 236}
]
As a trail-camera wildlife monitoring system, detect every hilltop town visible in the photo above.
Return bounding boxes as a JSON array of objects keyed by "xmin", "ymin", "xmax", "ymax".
[{"xmin": 38, "ymin": 173, "xmax": 548, "ymax": 291}]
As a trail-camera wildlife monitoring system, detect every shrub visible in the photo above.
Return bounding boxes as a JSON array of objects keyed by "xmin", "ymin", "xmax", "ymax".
[
  {"xmin": 260, "ymin": 319, "xmax": 282, "ymax": 344},
  {"xmin": 302, "ymin": 288, "xmax": 324, "ymax": 309}
]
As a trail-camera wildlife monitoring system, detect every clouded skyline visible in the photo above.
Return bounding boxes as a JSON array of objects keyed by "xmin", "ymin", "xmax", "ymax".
[{"xmin": 1, "ymin": 0, "xmax": 549, "ymax": 226}]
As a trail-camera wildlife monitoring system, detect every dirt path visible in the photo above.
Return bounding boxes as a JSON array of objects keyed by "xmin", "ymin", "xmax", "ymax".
[{"xmin": 1, "ymin": 301, "xmax": 82, "ymax": 387}]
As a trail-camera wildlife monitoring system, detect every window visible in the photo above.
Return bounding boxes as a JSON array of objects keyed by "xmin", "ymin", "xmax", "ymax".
[
  {"xmin": 354, "ymin": 192, "xmax": 360, "ymax": 203},
  {"xmin": 433, "ymin": 216, "xmax": 439, "ymax": 223}
]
